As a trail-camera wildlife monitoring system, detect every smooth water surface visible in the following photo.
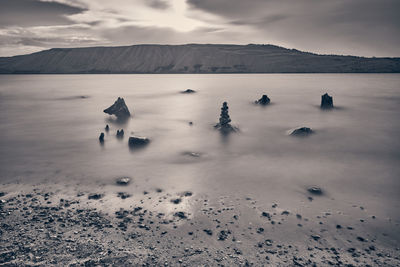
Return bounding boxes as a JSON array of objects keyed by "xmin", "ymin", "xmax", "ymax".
[{"xmin": 0, "ymin": 74, "xmax": 399, "ymax": 218}]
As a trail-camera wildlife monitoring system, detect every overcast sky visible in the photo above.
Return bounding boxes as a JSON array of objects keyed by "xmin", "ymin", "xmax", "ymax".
[{"xmin": 0, "ymin": 0, "xmax": 399, "ymax": 57}]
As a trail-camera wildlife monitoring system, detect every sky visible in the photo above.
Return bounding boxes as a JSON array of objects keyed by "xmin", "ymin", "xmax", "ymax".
[{"xmin": 0, "ymin": 0, "xmax": 399, "ymax": 57}]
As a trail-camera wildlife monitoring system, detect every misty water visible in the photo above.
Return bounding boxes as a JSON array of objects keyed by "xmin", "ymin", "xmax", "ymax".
[{"xmin": 0, "ymin": 74, "xmax": 399, "ymax": 220}]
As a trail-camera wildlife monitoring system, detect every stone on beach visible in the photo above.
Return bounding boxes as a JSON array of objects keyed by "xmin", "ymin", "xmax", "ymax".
[
  {"xmin": 255, "ymin": 94, "xmax": 270, "ymax": 105},
  {"xmin": 103, "ymin": 97, "xmax": 131, "ymax": 118},
  {"xmin": 321, "ymin": 93, "xmax": 333, "ymax": 109},
  {"xmin": 128, "ymin": 136, "xmax": 150, "ymax": 148},
  {"xmin": 288, "ymin": 127, "xmax": 313, "ymax": 137},
  {"xmin": 88, "ymin": 193, "xmax": 103, "ymax": 200}
]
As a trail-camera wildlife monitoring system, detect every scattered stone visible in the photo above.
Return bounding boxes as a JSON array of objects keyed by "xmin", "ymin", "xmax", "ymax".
[
  {"xmin": 116, "ymin": 177, "xmax": 131, "ymax": 186},
  {"xmin": 181, "ymin": 89, "xmax": 196, "ymax": 94},
  {"xmin": 281, "ymin": 211, "xmax": 290, "ymax": 215},
  {"xmin": 181, "ymin": 191, "xmax": 193, "ymax": 197},
  {"xmin": 214, "ymin": 102, "xmax": 237, "ymax": 133},
  {"xmin": 321, "ymin": 93, "xmax": 333, "ymax": 109},
  {"xmin": 288, "ymin": 127, "xmax": 313, "ymax": 137},
  {"xmin": 336, "ymin": 224, "xmax": 342, "ymax": 229},
  {"xmin": 99, "ymin": 132, "xmax": 105, "ymax": 142},
  {"xmin": 311, "ymin": 235, "xmax": 321, "ymax": 241},
  {"xmin": 218, "ymin": 230, "xmax": 231, "ymax": 241},
  {"xmin": 174, "ymin": 212, "xmax": 187, "ymax": 219},
  {"xmin": 116, "ymin": 129, "xmax": 124, "ymax": 138},
  {"xmin": 307, "ymin": 186, "xmax": 323, "ymax": 195},
  {"xmin": 203, "ymin": 229, "xmax": 213, "ymax": 236},
  {"xmin": 105, "ymin": 124, "xmax": 110, "ymax": 131},
  {"xmin": 88, "ymin": 193, "xmax": 103, "ymax": 200},
  {"xmin": 255, "ymin": 94, "xmax": 270, "ymax": 105},
  {"xmin": 171, "ymin": 198, "xmax": 182, "ymax": 204},
  {"xmin": 262, "ymin": 212, "xmax": 271, "ymax": 219},
  {"xmin": 117, "ymin": 192, "xmax": 131, "ymax": 199},
  {"xmin": 356, "ymin": 236, "xmax": 367, "ymax": 242},
  {"xmin": 257, "ymin": 228, "xmax": 264, "ymax": 234},
  {"xmin": 128, "ymin": 136, "xmax": 150, "ymax": 148},
  {"xmin": 103, "ymin": 97, "xmax": 131, "ymax": 118}
]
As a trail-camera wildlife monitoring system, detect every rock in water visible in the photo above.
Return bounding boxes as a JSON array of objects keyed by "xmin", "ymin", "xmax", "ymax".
[
  {"xmin": 181, "ymin": 89, "xmax": 196, "ymax": 94},
  {"xmin": 308, "ymin": 186, "xmax": 323, "ymax": 195},
  {"xmin": 288, "ymin": 127, "xmax": 313, "ymax": 137},
  {"xmin": 321, "ymin": 93, "xmax": 333, "ymax": 109},
  {"xmin": 116, "ymin": 177, "xmax": 131, "ymax": 185},
  {"xmin": 215, "ymin": 102, "xmax": 237, "ymax": 133},
  {"xmin": 103, "ymin": 97, "xmax": 131, "ymax": 118},
  {"xmin": 99, "ymin": 132, "xmax": 104, "ymax": 142},
  {"xmin": 116, "ymin": 129, "xmax": 124, "ymax": 138},
  {"xmin": 105, "ymin": 125, "xmax": 109, "ymax": 131},
  {"xmin": 128, "ymin": 136, "xmax": 150, "ymax": 148},
  {"xmin": 255, "ymin": 94, "xmax": 270, "ymax": 105}
]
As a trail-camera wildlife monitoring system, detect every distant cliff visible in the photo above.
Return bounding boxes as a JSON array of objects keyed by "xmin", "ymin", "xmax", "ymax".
[{"xmin": 0, "ymin": 44, "xmax": 399, "ymax": 74}]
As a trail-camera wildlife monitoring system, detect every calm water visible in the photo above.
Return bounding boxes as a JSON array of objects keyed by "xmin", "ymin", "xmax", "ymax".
[{"xmin": 0, "ymin": 74, "xmax": 399, "ymax": 216}]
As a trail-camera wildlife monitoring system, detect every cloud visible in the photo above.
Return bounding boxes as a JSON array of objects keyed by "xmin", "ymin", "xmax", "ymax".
[
  {"xmin": 0, "ymin": 0, "xmax": 399, "ymax": 57},
  {"xmin": 144, "ymin": 0, "xmax": 170, "ymax": 10},
  {"xmin": 186, "ymin": 0, "xmax": 400, "ymax": 57},
  {"xmin": 0, "ymin": 0, "xmax": 86, "ymax": 27}
]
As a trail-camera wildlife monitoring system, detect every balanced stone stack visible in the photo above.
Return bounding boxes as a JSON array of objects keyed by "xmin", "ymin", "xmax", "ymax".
[{"xmin": 215, "ymin": 102, "xmax": 236, "ymax": 133}]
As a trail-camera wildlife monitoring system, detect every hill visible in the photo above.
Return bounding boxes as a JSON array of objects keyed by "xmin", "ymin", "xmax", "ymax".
[{"xmin": 0, "ymin": 44, "xmax": 399, "ymax": 73}]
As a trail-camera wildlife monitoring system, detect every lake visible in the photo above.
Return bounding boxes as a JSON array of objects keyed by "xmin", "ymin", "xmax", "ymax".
[{"xmin": 0, "ymin": 74, "xmax": 399, "ymax": 222}]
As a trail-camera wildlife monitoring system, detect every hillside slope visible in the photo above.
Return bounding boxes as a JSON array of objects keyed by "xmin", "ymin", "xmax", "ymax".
[{"xmin": 0, "ymin": 44, "xmax": 399, "ymax": 73}]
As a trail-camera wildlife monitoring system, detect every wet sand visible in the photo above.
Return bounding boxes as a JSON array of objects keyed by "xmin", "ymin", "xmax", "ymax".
[{"xmin": 1, "ymin": 182, "xmax": 399, "ymax": 266}]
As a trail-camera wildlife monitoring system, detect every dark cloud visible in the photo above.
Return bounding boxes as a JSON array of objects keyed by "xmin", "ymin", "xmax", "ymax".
[
  {"xmin": 144, "ymin": 0, "xmax": 170, "ymax": 10},
  {"xmin": 187, "ymin": 0, "xmax": 400, "ymax": 57},
  {"xmin": 0, "ymin": 0, "xmax": 86, "ymax": 27}
]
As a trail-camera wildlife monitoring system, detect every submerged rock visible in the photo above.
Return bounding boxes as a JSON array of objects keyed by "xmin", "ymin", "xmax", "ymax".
[
  {"xmin": 181, "ymin": 89, "xmax": 196, "ymax": 94},
  {"xmin": 288, "ymin": 127, "xmax": 313, "ymax": 137},
  {"xmin": 99, "ymin": 132, "xmax": 104, "ymax": 142},
  {"xmin": 103, "ymin": 97, "xmax": 131, "ymax": 118},
  {"xmin": 116, "ymin": 177, "xmax": 130, "ymax": 185},
  {"xmin": 182, "ymin": 151, "xmax": 201, "ymax": 158},
  {"xmin": 321, "ymin": 93, "xmax": 333, "ymax": 109},
  {"xmin": 116, "ymin": 129, "xmax": 124, "ymax": 138},
  {"xmin": 214, "ymin": 102, "xmax": 237, "ymax": 133},
  {"xmin": 308, "ymin": 186, "xmax": 323, "ymax": 195},
  {"xmin": 255, "ymin": 94, "xmax": 270, "ymax": 105},
  {"xmin": 128, "ymin": 136, "xmax": 150, "ymax": 148}
]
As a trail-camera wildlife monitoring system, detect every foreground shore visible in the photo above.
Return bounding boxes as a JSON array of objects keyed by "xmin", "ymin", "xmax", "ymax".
[{"xmin": 1, "ymin": 182, "xmax": 399, "ymax": 266}]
